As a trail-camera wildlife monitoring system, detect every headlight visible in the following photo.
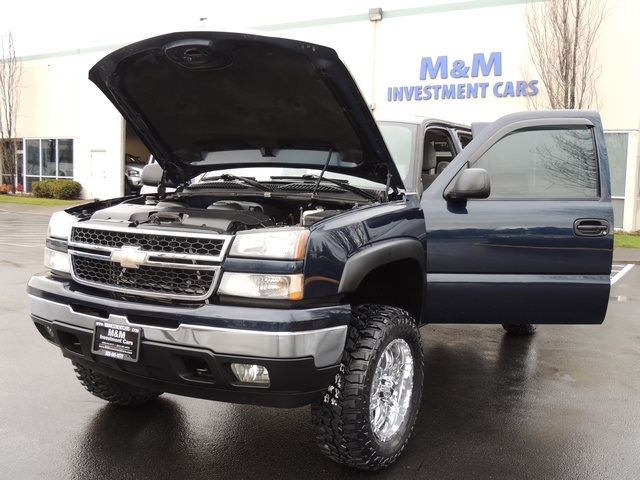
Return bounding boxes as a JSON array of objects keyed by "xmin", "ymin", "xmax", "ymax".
[
  {"xmin": 230, "ymin": 228, "xmax": 309, "ymax": 260},
  {"xmin": 218, "ymin": 273, "xmax": 303, "ymax": 300},
  {"xmin": 45, "ymin": 211, "xmax": 75, "ymax": 274},
  {"xmin": 44, "ymin": 247, "xmax": 71, "ymax": 273},
  {"xmin": 47, "ymin": 211, "xmax": 75, "ymax": 240},
  {"xmin": 126, "ymin": 169, "xmax": 140, "ymax": 177}
]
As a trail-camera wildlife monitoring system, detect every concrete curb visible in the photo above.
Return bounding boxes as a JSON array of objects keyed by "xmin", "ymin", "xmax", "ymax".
[{"xmin": 613, "ymin": 248, "xmax": 640, "ymax": 265}]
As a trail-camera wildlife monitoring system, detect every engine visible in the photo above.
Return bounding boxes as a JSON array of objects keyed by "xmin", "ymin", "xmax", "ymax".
[{"xmin": 87, "ymin": 197, "xmax": 343, "ymax": 234}]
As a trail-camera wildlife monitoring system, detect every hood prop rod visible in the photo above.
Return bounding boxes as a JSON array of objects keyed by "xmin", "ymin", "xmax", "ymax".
[
  {"xmin": 157, "ymin": 170, "xmax": 168, "ymax": 198},
  {"xmin": 311, "ymin": 148, "xmax": 334, "ymax": 198},
  {"xmin": 382, "ymin": 172, "xmax": 392, "ymax": 203}
]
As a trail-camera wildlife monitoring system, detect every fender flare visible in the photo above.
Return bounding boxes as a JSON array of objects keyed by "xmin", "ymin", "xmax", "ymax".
[{"xmin": 338, "ymin": 238, "xmax": 425, "ymax": 294}]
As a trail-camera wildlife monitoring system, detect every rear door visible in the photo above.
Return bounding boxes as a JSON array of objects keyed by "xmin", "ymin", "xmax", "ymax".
[{"xmin": 422, "ymin": 110, "xmax": 613, "ymax": 325}]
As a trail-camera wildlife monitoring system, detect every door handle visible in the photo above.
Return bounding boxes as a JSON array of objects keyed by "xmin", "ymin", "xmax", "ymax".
[{"xmin": 573, "ymin": 219, "xmax": 609, "ymax": 237}]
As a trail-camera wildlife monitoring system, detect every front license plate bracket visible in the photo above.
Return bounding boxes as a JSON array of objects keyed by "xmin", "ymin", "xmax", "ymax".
[{"xmin": 91, "ymin": 321, "xmax": 141, "ymax": 362}]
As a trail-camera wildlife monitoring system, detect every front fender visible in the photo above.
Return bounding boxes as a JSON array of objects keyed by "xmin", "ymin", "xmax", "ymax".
[{"xmin": 338, "ymin": 238, "xmax": 425, "ymax": 294}]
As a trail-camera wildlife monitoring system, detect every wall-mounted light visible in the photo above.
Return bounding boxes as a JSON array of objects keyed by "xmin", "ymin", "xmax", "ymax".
[{"xmin": 369, "ymin": 8, "xmax": 383, "ymax": 22}]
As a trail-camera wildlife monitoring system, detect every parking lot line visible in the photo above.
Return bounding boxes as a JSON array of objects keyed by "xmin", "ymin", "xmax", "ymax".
[
  {"xmin": 611, "ymin": 264, "xmax": 634, "ymax": 285},
  {"xmin": 0, "ymin": 215, "xmax": 49, "ymax": 248}
]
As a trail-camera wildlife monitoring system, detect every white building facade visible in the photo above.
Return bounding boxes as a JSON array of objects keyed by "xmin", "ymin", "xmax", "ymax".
[{"xmin": 6, "ymin": 0, "xmax": 640, "ymax": 230}]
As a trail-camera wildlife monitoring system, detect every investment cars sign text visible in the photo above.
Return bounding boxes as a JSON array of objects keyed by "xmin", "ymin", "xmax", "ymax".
[{"xmin": 386, "ymin": 52, "xmax": 539, "ymax": 102}]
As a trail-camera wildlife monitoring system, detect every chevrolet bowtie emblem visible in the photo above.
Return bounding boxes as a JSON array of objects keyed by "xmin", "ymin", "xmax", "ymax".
[{"xmin": 111, "ymin": 246, "xmax": 149, "ymax": 269}]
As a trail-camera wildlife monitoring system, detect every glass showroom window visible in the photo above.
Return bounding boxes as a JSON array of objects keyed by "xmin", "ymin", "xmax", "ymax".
[
  {"xmin": 605, "ymin": 132, "xmax": 629, "ymax": 229},
  {"xmin": 24, "ymin": 139, "xmax": 74, "ymax": 192}
]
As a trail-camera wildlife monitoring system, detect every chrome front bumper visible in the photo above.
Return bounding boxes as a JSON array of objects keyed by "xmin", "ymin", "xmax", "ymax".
[{"xmin": 27, "ymin": 273, "xmax": 349, "ymax": 368}]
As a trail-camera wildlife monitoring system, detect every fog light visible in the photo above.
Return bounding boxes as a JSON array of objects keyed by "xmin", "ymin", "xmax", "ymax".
[
  {"xmin": 230, "ymin": 363, "xmax": 270, "ymax": 386},
  {"xmin": 45, "ymin": 326, "xmax": 55, "ymax": 338}
]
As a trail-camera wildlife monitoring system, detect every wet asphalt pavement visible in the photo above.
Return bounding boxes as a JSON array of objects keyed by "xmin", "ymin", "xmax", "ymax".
[{"xmin": 1, "ymin": 206, "xmax": 639, "ymax": 479}]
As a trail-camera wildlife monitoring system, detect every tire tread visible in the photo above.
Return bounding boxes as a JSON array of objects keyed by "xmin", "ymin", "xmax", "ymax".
[
  {"xmin": 502, "ymin": 323, "xmax": 538, "ymax": 335},
  {"xmin": 74, "ymin": 363, "xmax": 162, "ymax": 406},
  {"xmin": 312, "ymin": 304, "xmax": 424, "ymax": 470}
]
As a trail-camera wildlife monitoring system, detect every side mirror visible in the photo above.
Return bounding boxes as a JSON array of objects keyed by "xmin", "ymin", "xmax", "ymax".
[
  {"xmin": 445, "ymin": 168, "xmax": 491, "ymax": 200},
  {"xmin": 141, "ymin": 162, "xmax": 164, "ymax": 186}
]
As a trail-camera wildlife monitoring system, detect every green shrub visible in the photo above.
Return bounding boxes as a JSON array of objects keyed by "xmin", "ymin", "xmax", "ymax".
[
  {"xmin": 31, "ymin": 181, "xmax": 48, "ymax": 198},
  {"xmin": 53, "ymin": 180, "xmax": 83, "ymax": 199},
  {"xmin": 31, "ymin": 180, "xmax": 52, "ymax": 198},
  {"xmin": 32, "ymin": 179, "xmax": 83, "ymax": 200}
]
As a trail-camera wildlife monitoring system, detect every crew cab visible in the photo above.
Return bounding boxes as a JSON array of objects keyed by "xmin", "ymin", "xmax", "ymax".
[{"xmin": 27, "ymin": 31, "xmax": 613, "ymax": 471}]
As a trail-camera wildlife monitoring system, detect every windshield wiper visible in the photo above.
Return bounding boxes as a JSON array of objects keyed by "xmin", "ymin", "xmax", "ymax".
[
  {"xmin": 207, "ymin": 173, "xmax": 270, "ymax": 191},
  {"xmin": 270, "ymin": 174, "xmax": 379, "ymax": 201}
]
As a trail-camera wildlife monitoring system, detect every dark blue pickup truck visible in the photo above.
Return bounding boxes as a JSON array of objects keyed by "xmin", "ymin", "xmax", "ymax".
[{"xmin": 28, "ymin": 32, "xmax": 613, "ymax": 471}]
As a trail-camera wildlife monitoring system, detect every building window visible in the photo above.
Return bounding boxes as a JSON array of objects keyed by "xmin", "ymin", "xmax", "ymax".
[
  {"xmin": 24, "ymin": 138, "xmax": 74, "ymax": 192},
  {"xmin": 605, "ymin": 132, "xmax": 629, "ymax": 229}
]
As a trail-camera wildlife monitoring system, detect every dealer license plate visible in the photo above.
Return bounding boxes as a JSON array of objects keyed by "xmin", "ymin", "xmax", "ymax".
[{"xmin": 91, "ymin": 321, "xmax": 141, "ymax": 362}]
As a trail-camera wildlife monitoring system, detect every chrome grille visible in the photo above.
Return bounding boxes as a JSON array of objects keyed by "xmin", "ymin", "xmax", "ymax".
[
  {"xmin": 72, "ymin": 256, "xmax": 216, "ymax": 297},
  {"xmin": 69, "ymin": 225, "xmax": 230, "ymax": 300},
  {"xmin": 71, "ymin": 227, "xmax": 225, "ymax": 256}
]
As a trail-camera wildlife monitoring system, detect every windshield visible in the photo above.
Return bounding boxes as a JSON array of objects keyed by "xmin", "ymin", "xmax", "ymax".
[
  {"xmin": 189, "ymin": 125, "xmax": 418, "ymax": 190},
  {"xmin": 378, "ymin": 122, "xmax": 416, "ymax": 187}
]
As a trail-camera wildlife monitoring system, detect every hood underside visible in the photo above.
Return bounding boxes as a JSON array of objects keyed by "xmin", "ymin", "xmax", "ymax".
[{"xmin": 89, "ymin": 31, "xmax": 403, "ymax": 190}]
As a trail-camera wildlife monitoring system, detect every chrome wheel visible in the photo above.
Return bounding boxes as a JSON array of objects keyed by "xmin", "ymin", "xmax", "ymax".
[{"xmin": 369, "ymin": 338, "xmax": 414, "ymax": 442}]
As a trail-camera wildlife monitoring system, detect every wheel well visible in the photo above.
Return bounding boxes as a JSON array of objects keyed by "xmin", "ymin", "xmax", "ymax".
[{"xmin": 346, "ymin": 259, "xmax": 423, "ymax": 321}]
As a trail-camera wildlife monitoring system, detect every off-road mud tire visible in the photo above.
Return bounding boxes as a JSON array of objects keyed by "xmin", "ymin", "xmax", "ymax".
[
  {"xmin": 311, "ymin": 304, "xmax": 424, "ymax": 470},
  {"xmin": 74, "ymin": 363, "xmax": 162, "ymax": 405},
  {"xmin": 502, "ymin": 324, "xmax": 538, "ymax": 335}
]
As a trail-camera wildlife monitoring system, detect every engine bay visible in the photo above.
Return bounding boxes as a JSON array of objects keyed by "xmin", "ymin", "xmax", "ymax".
[{"xmin": 86, "ymin": 195, "xmax": 348, "ymax": 234}]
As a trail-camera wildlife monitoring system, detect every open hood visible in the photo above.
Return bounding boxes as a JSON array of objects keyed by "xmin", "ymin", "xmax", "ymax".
[{"xmin": 89, "ymin": 31, "xmax": 404, "ymax": 191}]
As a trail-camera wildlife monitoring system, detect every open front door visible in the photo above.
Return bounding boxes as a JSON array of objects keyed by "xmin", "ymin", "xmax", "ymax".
[{"xmin": 421, "ymin": 110, "xmax": 613, "ymax": 325}]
